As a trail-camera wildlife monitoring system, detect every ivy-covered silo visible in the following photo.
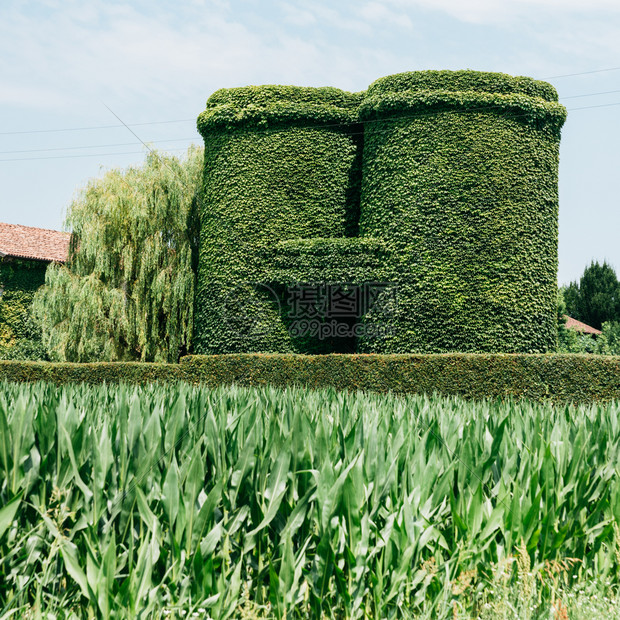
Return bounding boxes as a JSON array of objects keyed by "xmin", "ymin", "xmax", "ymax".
[
  {"xmin": 357, "ymin": 70, "xmax": 567, "ymax": 353},
  {"xmin": 194, "ymin": 85, "xmax": 363, "ymax": 354}
]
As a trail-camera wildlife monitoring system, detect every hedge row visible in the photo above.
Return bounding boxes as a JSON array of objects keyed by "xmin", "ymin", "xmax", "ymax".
[
  {"xmin": 3, "ymin": 353, "xmax": 620, "ymax": 402},
  {"xmin": 0, "ymin": 360, "xmax": 181, "ymax": 384}
]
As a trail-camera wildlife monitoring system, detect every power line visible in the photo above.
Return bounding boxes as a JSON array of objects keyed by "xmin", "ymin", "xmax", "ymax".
[
  {"xmin": 0, "ymin": 147, "xmax": 192, "ymax": 163},
  {"xmin": 1, "ymin": 68, "xmax": 619, "ymax": 137},
  {"xmin": 0, "ymin": 118, "xmax": 195, "ymax": 137},
  {"xmin": 1, "ymin": 75, "xmax": 618, "ymax": 138},
  {"xmin": 0, "ymin": 137, "xmax": 197, "ymax": 156},
  {"xmin": 0, "ymin": 94, "xmax": 618, "ymax": 163},
  {"xmin": 102, "ymin": 103, "xmax": 157, "ymax": 154},
  {"xmin": 543, "ymin": 66, "xmax": 620, "ymax": 79},
  {"xmin": 567, "ymin": 101, "xmax": 620, "ymax": 111},
  {"xmin": 561, "ymin": 89, "xmax": 620, "ymax": 99}
]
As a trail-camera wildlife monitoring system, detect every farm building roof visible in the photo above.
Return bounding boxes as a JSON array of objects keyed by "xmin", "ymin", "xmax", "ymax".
[
  {"xmin": 564, "ymin": 315, "xmax": 602, "ymax": 336},
  {"xmin": 0, "ymin": 221, "xmax": 70, "ymax": 263}
]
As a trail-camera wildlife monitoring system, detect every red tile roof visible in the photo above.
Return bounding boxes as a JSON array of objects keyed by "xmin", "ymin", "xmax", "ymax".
[
  {"xmin": 564, "ymin": 315, "xmax": 602, "ymax": 336},
  {"xmin": 0, "ymin": 222, "xmax": 70, "ymax": 263}
]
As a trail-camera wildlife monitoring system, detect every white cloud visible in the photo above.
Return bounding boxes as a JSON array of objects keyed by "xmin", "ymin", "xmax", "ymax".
[
  {"xmin": 359, "ymin": 2, "xmax": 413, "ymax": 29},
  {"xmin": 1, "ymin": 0, "xmax": 616, "ymax": 116},
  {"xmin": 383, "ymin": 0, "xmax": 620, "ymax": 24},
  {"xmin": 0, "ymin": 84, "xmax": 69, "ymax": 108},
  {"xmin": 0, "ymin": 3, "xmax": 304, "ymax": 109},
  {"xmin": 280, "ymin": 2, "xmax": 318, "ymax": 27},
  {"xmin": 0, "ymin": 0, "xmax": 394, "ymax": 115}
]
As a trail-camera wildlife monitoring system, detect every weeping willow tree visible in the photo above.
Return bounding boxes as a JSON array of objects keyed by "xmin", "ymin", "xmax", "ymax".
[{"xmin": 33, "ymin": 146, "xmax": 203, "ymax": 363}]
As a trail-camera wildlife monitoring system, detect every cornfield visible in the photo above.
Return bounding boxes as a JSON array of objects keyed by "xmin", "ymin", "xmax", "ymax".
[{"xmin": 1, "ymin": 381, "xmax": 620, "ymax": 618}]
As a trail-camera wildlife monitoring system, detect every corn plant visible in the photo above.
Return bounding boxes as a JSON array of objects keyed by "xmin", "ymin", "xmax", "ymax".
[{"xmin": 1, "ymin": 381, "xmax": 620, "ymax": 618}]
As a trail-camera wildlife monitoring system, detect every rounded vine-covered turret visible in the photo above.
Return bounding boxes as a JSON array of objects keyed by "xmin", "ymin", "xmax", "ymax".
[
  {"xmin": 357, "ymin": 70, "xmax": 567, "ymax": 353},
  {"xmin": 193, "ymin": 84, "xmax": 364, "ymax": 354}
]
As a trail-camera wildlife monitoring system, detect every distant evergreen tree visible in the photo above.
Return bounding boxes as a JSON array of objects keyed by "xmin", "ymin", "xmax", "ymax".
[
  {"xmin": 563, "ymin": 261, "xmax": 620, "ymax": 330},
  {"xmin": 562, "ymin": 281, "xmax": 581, "ymax": 321},
  {"xmin": 33, "ymin": 146, "xmax": 203, "ymax": 362}
]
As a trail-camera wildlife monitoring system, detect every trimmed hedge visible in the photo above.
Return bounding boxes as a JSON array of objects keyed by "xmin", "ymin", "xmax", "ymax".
[
  {"xmin": 257, "ymin": 237, "xmax": 395, "ymax": 355},
  {"xmin": 365, "ymin": 69, "xmax": 559, "ymax": 101},
  {"xmin": 194, "ymin": 85, "xmax": 364, "ymax": 355},
  {"xmin": 181, "ymin": 354, "xmax": 620, "ymax": 402},
  {"xmin": 0, "ymin": 360, "xmax": 181, "ymax": 384},
  {"xmin": 358, "ymin": 69, "xmax": 567, "ymax": 354},
  {"xmin": 359, "ymin": 90, "xmax": 566, "ymax": 133},
  {"xmin": 259, "ymin": 237, "xmax": 391, "ymax": 284},
  {"xmin": 199, "ymin": 85, "xmax": 362, "ymax": 131},
  {"xmin": 3, "ymin": 353, "xmax": 620, "ymax": 403}
]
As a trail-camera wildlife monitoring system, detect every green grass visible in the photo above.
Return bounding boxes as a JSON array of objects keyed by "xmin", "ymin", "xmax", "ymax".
[{"xmin": 1, "ymin": 381, "xmax": 620, "ymax": 618}]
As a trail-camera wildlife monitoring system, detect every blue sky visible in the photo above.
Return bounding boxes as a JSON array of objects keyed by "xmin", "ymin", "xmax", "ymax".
[{"xmin": 0, "ymin": 0, "xmax": 618, "ymax": 284}]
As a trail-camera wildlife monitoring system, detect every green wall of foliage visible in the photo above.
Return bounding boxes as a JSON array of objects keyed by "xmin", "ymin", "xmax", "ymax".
[
  {"xmin": 194, "ymin": 71, "xmax": 566, "ymax": 355},
  {"xmin": 194, "ymin": 85, "xmax": 364, "ymax": 354},
  {"xmin": 357, "ymin": 70, "xmax": 566, "ymax": 353},
  {"xmin": 0, "ymin": 259, "xmax": 47, "ymax": 360}
]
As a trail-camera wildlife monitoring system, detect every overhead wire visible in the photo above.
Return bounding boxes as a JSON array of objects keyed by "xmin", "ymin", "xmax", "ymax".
[
  {"xmin": 0, "ymin": 137, "xmax": 198, "ymax": 156},
  {"xmin": 1, "ymin": 64, "xmax": 619, "ymax": 138},
  {"xmin": 542, "ymin": 66, "xmax": 620, "ymax": 79},
  {"xmin": 561, "ymin": 89, "xmax": 620, "ymax": 99},
  {"xmin": 0, "ymin": 98, "xmax": 616, "ymax": 163},
  {"xmin": 101, "ymin": 102, "xmax": 158, "ymax": 155},
  {"xmin": 0, "ymin": 81, "xmax": 618, "ymax": 162},
  {"xmin": 0, "ymin": 147, "xmax": 192, "ymax": 163},
  {"xmin": 0, "ymin": 118, "xmax": 195, "ymax": 136},
  {"xmin": 565, "ymin": 101, "xmax": 620, "ymax": 111}
]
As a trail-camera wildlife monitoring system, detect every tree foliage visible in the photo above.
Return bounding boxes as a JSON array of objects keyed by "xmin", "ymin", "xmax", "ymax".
[
  {"xmin": 593, "ymin": 321, "xmax": 620, "ymax": 355},
  {"xmin": 563, "ymin": 261, "xmax": 620, "ymax": 330},
  {"xmin": 562, "ymin": 281, "xmax": 580, "ymax": 322},
  {"xmin": 33, "ymin": 147, "xmax": 203, "ymax": 363}
]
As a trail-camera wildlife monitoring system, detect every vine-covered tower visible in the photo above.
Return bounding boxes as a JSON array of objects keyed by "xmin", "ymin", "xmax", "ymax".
[{"xmin": 194, "ymin": 71, "xmax": 567, "ymax": 355}]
